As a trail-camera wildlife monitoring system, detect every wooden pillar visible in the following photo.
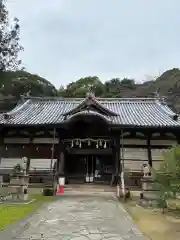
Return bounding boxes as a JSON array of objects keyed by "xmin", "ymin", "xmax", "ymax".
[
  {"xmin": 112, "ymin": 143, "xmax": 116, "ymax": 173},
  {"xmin": 147, "ymin": 137, "xmax": 152, "ymax": 167},
  {"xmin": 0, "ymin": 130, "xmax": 4, "ymax": 165},
  {"xmin": 116, "ymin": 136, "xmax": 121, "ymax": 174},
  {"xmin": 57, "ymin": 139, "xmax": 65, "ymax": 176},
  {"xmin": 26, "ymin": 136, "xmax": 33, "ymax": 172},
  {"xmin": 59, "ymin": 151, "xmax": 65, "ymax": 175},
  {"xmin": 114, "ymin": 134, "xmax": 121, "ymax": 179},
  {"xmin": 175, "ymin": 131, "xmax": 180, "ymax": 144}
]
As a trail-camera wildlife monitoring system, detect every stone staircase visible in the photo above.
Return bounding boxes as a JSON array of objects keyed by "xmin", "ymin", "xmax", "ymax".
[{"xmin": 64, "ymin": 184, "xmax": 116, "ymax": 193}]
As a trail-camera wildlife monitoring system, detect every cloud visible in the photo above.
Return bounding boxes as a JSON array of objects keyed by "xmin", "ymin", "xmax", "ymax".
[{"xmin": 6, "ymin": 0, "xmax": 180, "ymax": 87}]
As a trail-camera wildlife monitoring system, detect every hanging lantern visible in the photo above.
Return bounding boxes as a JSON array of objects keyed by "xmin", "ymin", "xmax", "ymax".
[
  {"xmin": 71, "ymin": 140, "xmax": 74, "ymax": 148},
  {"xmin": 36, "ymin": 147, "xmax": 39, "ymax": 151},
  {"xmin": 88, "ymin": 139, "xmax": 91, "ymax": 146},
  {"xmin": 79, "ymin": 141, "xmax": 82, "ymax": 148},
  {"xmin": 104, "ymin": 141, "xmax": 107, "ymax": 149},
  {"xmin": 76, "ymin": 139, "xmax": 79, "ymax": 145},
  {"xmin": 96, "ymin": 141, "xmax": 99, "ymax": 148},
  {"xmin": 99, "ymin": 140, "xmax": 102, "ymax": 146},
  {"xmin": 5, "ymin": 146, "xmax": 8, "ymax": 151}
]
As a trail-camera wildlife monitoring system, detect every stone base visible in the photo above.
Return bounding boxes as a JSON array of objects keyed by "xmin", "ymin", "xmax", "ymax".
[
  {"xmin": 8, "ymin": 173, "xmax": 29, "ymax": 202},
  {"xmin": 139, "ymin": 197, "xmax": 159, "ymax": 207},
  {"xmin": 10, "ymin": 173, "xmax": 29, "ymax": 186},
  {"xmin": 11, "ymin": 193, "xmax": 29, "ymax": 201},
  {"xmin": 142, "ymin": 190, "xmax": 159, "ymax": 200},
  {"xmin": 141, "ymin": 176, "xmax": 160, "ymax": 205}
]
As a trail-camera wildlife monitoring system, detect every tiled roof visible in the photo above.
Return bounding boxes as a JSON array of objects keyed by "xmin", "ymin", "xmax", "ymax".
[{"xmin": 0, "ymin": 96, "xmax": 179, "ymax": 127}]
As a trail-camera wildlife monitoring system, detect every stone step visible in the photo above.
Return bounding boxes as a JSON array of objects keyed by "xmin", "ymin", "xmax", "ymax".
[{"xmin": 64, "ymin": 184, "xmax": 116, "ymax": 192}]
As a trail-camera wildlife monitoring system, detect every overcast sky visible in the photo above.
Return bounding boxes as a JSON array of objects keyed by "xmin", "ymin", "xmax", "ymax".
[{"xmin": 6, "ymin": 0, "xmax": 180, "ymax": 88}]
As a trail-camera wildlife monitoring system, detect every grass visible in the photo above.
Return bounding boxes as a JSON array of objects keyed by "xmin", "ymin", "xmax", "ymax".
[
  {"xmin": 123, "ymin": 199, "xmax": 180, "ymax": 240},
  {"xmin": 0, "ymin": 194, "xmax": 55, "ymax": 231}
]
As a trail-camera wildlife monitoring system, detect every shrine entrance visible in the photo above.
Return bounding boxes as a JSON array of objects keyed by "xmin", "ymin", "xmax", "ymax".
[
  {"xmin": 62, "ymin": 109, "xmax": 117, "ymax": 185},
  {"xmin": 65, "ymin": 151, "xmax": 115, "ymax": 185}
]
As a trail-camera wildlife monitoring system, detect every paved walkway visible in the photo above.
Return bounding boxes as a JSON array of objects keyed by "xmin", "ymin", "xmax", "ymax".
[{"xmin": 10, "ymin": 194, "xmax": 148, "ymax": 240}]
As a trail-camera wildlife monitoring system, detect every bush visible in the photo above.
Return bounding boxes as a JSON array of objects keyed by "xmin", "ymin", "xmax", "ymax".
[{"xmin": 153, "ymin": 145, "xmax": 180, "ymax": 212}]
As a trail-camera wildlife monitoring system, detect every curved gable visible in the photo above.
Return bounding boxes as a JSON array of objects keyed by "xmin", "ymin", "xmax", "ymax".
[{"xmin": 63, "ymin": 92, "xmax": 117, "ymax": 117}]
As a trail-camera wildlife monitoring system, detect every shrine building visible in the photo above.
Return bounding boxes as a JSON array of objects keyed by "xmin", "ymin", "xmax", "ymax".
[{"xmin": 0, "ymin": 92, "xmax": 179, "ymax": 186}]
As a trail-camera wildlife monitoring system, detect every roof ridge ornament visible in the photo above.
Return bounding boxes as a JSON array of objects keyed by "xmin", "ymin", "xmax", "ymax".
[
  {"xmin": 63, "ymin": 91, "xmax": 117, "ymax": 117},
  {"xmin": 153, "ymin": 90, "xmax": 166, "ymax": 104},
  {"xmin": 26, "ymin": 90, "xmax": 31, "ymax": 97},
  {"xmin": 86, "ymin": 91, "xmax": 95, "ymax": 99},
  {"xmin": 3, "ymin": 113, "xmax": 10, "ymax": 120},
  {"xmin": 153, "ymin": 90, "xmax": 160, "ymax": 99}
]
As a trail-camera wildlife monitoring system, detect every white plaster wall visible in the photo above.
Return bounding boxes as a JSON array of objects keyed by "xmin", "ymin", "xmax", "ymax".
[
  {"xmin": 32, "ymin": 138, "xmax": 59, "ymax": 144},
  {"xmin": 4, "ymin": 138, "xmax": 30, "ymax": 144},
  {"xmin": 151, "ymin": 148, "xmax": 170, "ymax": 170},
  {"xmin": 4, "ymin": 137, "xmax": 59, "ymax": 144},
  {"xmin": 121, "ymin": 148, "xmax": 148, "ymax": 160},
  {"xmin": 150, "ymin": 140, "xmax": 177, "ymax": 146},
  {"xmin": 121, "ymin": 148, "xmax": 148, "ymax": 171},
  {"xmin": 29, "ymin": 158, "xmax": 57, "ymax": 170},
  {"xmin": 0, "ymin": 158, "xmax": 21, "ymax": 169},
  {"xmin": 122, "ymin": 139, "xmax": 147, "ymax": 145}
]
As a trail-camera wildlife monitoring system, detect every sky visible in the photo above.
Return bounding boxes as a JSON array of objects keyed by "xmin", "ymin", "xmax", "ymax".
[{"xmin": 6, "ymin": 0, "xmax": 180, "ymax": 88}]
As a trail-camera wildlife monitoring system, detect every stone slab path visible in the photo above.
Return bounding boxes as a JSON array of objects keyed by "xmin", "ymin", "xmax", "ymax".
[{"xmin": 8, "ymin": 194, "xmax": 148, "ymax": 240}]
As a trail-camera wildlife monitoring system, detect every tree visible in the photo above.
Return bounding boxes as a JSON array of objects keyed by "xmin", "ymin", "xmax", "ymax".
[
  {"xmin": 59, "ymin": 76, "xmax": 104, "ymax": 97},
  {"xmin": 0, "ymin": 71, "xmax": 58, "ymax": 97},
  {"xmin": 58, "ymin": 85, "xmax": 66, "ymax": 97},
  {"xmin": 121, "ymin": 78, "xmax": 135, "ymax": 89},
  {"xmin": 0, "ymin": 0, "xmax": 23, "ymax": 72},
  {"xmin": 153, "ymin": 145, "xmax": 180, "ymax": 212},
  {"xmin": 0, "ymin": 71, "xmax": 59, "ymax": 112},
  {"xmin": 104, "ymin": 78, "xmax": 121, "ymax": 97}
]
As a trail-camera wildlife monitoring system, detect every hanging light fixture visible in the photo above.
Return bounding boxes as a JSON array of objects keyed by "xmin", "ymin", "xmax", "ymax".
[
  {"xmin": 88, "ymin": 139, "xmax": 91, "ymax": 146},
  {"xmin": 99, "ymin": 140, "xmax": 102, "ymax": 147},
  {"xmin": 5, "ymin": 146, "xmax": 8, "ymax": 151},
  {"xmin": 71, "ymin": 140, "xmax": 74, "ymax": 148},
  {"xmin": 104, "ymin": 141, "xmax": 107, "ymax": 149},
  {"xmin": 76, "ymin": 139, "xmax": 79, "ymax": 146},
  {"xmin": 79, "ymin": 141, "xmax": 82, "ymax": 148},
  {"xmin": 96, "ymin": 140, "xmax": 99, "ymax": 148}
]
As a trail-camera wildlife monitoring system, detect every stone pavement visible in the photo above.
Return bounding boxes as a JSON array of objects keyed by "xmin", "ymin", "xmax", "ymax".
[{"xmin": 8, "ymin": 193, "xmax": 148, "ymax": 240}]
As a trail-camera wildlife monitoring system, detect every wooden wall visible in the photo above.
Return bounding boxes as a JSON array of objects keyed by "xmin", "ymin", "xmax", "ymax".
[
  {"xmin": 0, "ymin": 129, "xmax": 179, "ymax": 173},
  {"xmin": 120, "ymin": 137, "xmax": 177, "ymax": 172}
]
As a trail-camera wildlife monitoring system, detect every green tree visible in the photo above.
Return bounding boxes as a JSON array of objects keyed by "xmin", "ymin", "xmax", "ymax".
[
  {"xmin": 0, "ymin": 0, "xmax": 23, "ymax": 71},
  {"xmin": 58, "ymin": 85, "xmax": 66, "ymax": 97},
  {"xmin": 1, "ymin": 71, "xmax": 58, "ymax": 97},
  {"xmin": 60, "ymin": 76, "xmax": 104, "ymax": 97},
  {"xmin": 121, "ymin": 78, "xmax": 135, "ymax": 89},
  {"xmin": 103, "ymin": 78, "xmax": 135, "ymax": 97},
  {"xmin": 104, "ymin": 78, "xmax": 121, "ymax": 97},
  {"xmin": 0, "ymin": 71, "xmax": 59, "ymax": 112},
  {"xmin": 153, "ymin": 145, "xmax": 180, "ymax": 212}
]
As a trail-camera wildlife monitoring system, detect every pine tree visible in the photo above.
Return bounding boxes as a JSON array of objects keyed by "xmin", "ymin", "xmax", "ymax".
[{"xmin": 0, "ymin": 0, "xmax": 23, "ymax": 71}]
